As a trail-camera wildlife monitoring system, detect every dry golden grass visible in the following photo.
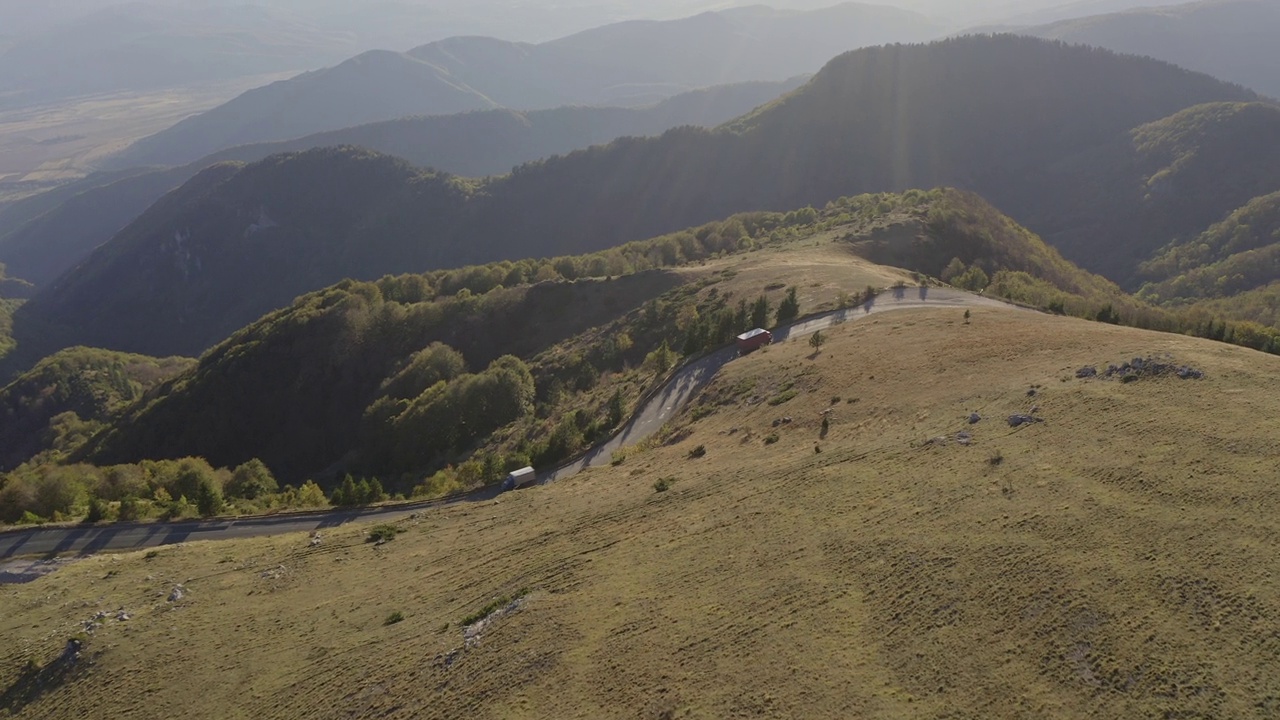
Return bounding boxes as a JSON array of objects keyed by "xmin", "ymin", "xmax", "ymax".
[
  {"xmin": 674, "ymin": 231, "xmax": 912, "ymax": 309},
  {"xmin": 4, "ymin": 307, "xmax": 1280, "ymax": 719}
]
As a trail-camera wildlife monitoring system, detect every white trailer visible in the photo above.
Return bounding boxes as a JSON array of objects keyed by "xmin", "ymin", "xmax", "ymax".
[{"xmin": 501, "ymin": 466, "xmax": 537, "ymax": 492}]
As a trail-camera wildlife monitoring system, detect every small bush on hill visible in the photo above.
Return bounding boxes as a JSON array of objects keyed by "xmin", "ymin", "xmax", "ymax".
[{"xmin": 367, "ymin": 524, "xmax": 403, "ymax": 543}]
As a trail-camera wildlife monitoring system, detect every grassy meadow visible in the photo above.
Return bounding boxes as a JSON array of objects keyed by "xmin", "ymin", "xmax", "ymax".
[{"xmin": 3, "ymin": 306, "xmax": 1280, "ymax": 718}]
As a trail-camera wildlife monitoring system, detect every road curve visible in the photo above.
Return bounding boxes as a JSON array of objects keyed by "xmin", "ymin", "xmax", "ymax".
[
  {"xmin": 0, "ymin": 287, "xmax": 1008, "ymax": 563},
  {"xmin": 540, "ymin": 286, "xmax": 1011, "ymax": 483}
]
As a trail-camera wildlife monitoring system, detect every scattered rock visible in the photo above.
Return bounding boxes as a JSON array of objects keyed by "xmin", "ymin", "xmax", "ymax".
[
  {"xmin": 956, "ymin": 432, "xmax": 973, "ymax": 446},
  {"xmin": 1097, "ymin": 356, "xmax": 1204, "ymax": 382},
  {"xmin": 1007, "ymin": 414, "xmax": 1043, "ymax": 428},
  {"xmin": 116, "ymin": 610, "xmax": 130, "ymax": 622},
  {"xmin": 968, "ymin": 412, "xmax": 982, "ymax": 425},
  {"xmin": 1076, "ymin": 366, "xmax": 1098, "ymax": 379},
  {"xmin": 168, "ymin": 585, "xmax": 185, "ymax": 603},
  {"xmin": 1026, "ymin": 388, "xmax": 1038, "ymax": 397},
  {"xmin": 309, "ymin": 533, "xmax": 322, "ymax": 547}
]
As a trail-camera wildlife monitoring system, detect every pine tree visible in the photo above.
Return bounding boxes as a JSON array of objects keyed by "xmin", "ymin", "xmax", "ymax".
[
  {"xmin": 751, "ymin": 295, "xmax": 771, "ymax": 328},
  {"xmin": 776, "ymin": 286, "xmax": 800, "ymax": 324}
]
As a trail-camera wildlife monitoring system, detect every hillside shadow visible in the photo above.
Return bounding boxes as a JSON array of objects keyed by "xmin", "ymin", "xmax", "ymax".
[{"xmin": 0, "ymin": 640, "xmax": 83, "ymax": 715}]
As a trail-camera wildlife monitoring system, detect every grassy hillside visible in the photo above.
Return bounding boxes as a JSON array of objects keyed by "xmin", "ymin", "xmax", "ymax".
[
  {"xmin": 5, "ymin": 306, "xmax": 1280, "ymax": 717},
  {"xmin": 14, "ymin": 36, "xmax": 1266, "ymax": 365},
  {"xmin": 1022, "ymin": 0, "xmax": 1280, "ymax": 98},
  {"xmin": 0, "ymin": 78, "xmax": 802, "ymax": 288},
  {"xmin": 109, "ymin": 3, "xmax": 939, "ymax": 168},
  {"xmin": 43, "ymin": 189, "xmax": 1150, "ymax": 491}
]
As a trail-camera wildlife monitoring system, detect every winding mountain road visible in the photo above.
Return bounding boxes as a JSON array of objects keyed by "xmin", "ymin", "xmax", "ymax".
[{"xmin": 0, "ymin": 287, "xmax": 1009, "ymax": 567}]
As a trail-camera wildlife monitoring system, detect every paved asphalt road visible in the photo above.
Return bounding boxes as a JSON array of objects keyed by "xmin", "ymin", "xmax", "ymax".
[{"xmin": 0, "ymin": 287, "xmax": 1010, "ymax": 563}]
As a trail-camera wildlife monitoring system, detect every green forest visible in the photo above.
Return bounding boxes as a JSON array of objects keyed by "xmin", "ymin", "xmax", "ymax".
[
  {"xmin": 5, "ymin": 187, "xmax": 1280, "ymax": 526},
  {"xmin": 10, "ymin": 36, "xmax": 1279, "ymax": 372}
]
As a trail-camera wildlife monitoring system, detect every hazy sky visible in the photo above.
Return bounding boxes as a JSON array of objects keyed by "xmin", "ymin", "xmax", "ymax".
[{"xmin": 0, "ymin": 0, "xmax": 1191, "ymax": 37}]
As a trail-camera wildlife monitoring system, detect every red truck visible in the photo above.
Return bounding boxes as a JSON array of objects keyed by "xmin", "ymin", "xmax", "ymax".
[{"xmin": 736, "ymin": 328, "xmax": 772, "ymax": 354}]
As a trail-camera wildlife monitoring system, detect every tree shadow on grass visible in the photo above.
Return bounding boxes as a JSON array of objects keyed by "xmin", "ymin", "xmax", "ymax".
[{"xmin": 0, "ymin": 640, "xmax": 85, "ymax": 715}]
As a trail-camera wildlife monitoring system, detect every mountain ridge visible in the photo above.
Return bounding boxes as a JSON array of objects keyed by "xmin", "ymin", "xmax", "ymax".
[
  {"xmin": 105, "ymin": 2, "xmax": 940, "ymax": 168},
  {"xmin": 0, "ymin": 78, "xmax": 804, "ymax": 288},
  {"xmin": 11, "ymin": 36, "xmax": 1267, "ymax": 364}
]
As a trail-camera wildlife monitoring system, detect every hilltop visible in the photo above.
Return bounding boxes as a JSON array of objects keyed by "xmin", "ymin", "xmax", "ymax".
[
  {"xmin": 108, "ymin": 3, "xmax": 939, "ymax": 168},
  {"xmin": 0, "ymin": 188, "xmax": 1161, "ymax": 513},
  {"xmin": 0, "ymin": 78, "xmax": 804, "ymax": 288},
  {"xmin": 10, "ymin": 35, "xmax": 1267, "ymax": 366},
  {"xmin": 3, "ymin": 300, "xmax": 1280, "ymax": 717},
  {"xmin": 0, "ymin": 348, "xmax": 193, "ymax": 472},
  {"xmin": 1020, "ymin": 0, "xmax": 1280, "ymax": 99}
]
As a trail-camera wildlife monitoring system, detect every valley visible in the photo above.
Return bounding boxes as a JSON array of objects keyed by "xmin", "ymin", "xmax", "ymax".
[
  {"xmin": 0, "ymin": 74, "xmax": 296, "ymax": 203},
  {"xmin": 3, "ymin": 7, "xmax": 1280, "ymax": 718}
]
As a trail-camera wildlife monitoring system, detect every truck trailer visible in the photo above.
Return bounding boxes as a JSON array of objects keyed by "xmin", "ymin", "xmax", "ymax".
[
  {"xmin": 502, "ymin": 466, "xmax": 537, "ymax": 492},
  {"xmin": 736, "ymin": 328, "xmax": 772, "ymax": 354}
]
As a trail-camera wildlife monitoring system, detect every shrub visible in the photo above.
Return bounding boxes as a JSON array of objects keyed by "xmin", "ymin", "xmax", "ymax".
[
  {"xmin": 227, "ymin": 459, "xmax": 278, "ymax": 500},
  {"xmin": 653, "ymin": 477, "xmax": 676, "ymax": 493},
  {"xmin": 988, "ymin": 450, "xmax": 1004, "ymax": 466},
  {"xmin": 117, "ymin": 496, "xmax": 143, "ymax": 522},
  {"xmin": 367, "ymin": 524, "xmax": 403, "ymax": 543},
  {"xmin": 690, "ymin": 405, "xmax": 716, "ymax": 421},
  {"xmin": 764, "ymin": 433, "xmax": 780, "ymax": 445},
  {"xmin": 460, "ymin": 588, "xmax": 530, "ymax": 627},
  {"xmin": 17, "ymin": 511, "xmax": 45, "ymax": 525},
  {"xmin": 687, "ymin": 445, "xmax": 707, "ymax": 459},
  {"xmin": 384, "ymin": 611, "xmax": 405, "ymax": 626},
  {"xmin": 768, "ymin": 389, "xmax": 798, "ymax": 406},
  {"xmin": 84, "ymin": 497, "xmax": 107, "ymax": 523},
  {"xmin": 808, "ymin": 331, "xmax": 825, "ymax": 353}
]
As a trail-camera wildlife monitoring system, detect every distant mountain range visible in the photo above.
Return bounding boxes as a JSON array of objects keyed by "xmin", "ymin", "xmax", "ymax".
[
  {"xmin": 0, "ymin": 3, "xmax": 357, "ymax": 106},
  {"xmin": 0, "ymin": 78, "xmax": 804, "ymax": 287},
  {"xmin": 0, "ymin": 0, "xmax": 772, "ymax": 107},
  {"xmin": 9, "ymin": 35, "xmax": 1271, "ymax": 367},
  {"xmin": 1017, "ymin": 0, "xmax": 1280, "ymax": 98},
  {"xmin": 105, "ymin": 3, "xmax": 941, "ymax": 168}
]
